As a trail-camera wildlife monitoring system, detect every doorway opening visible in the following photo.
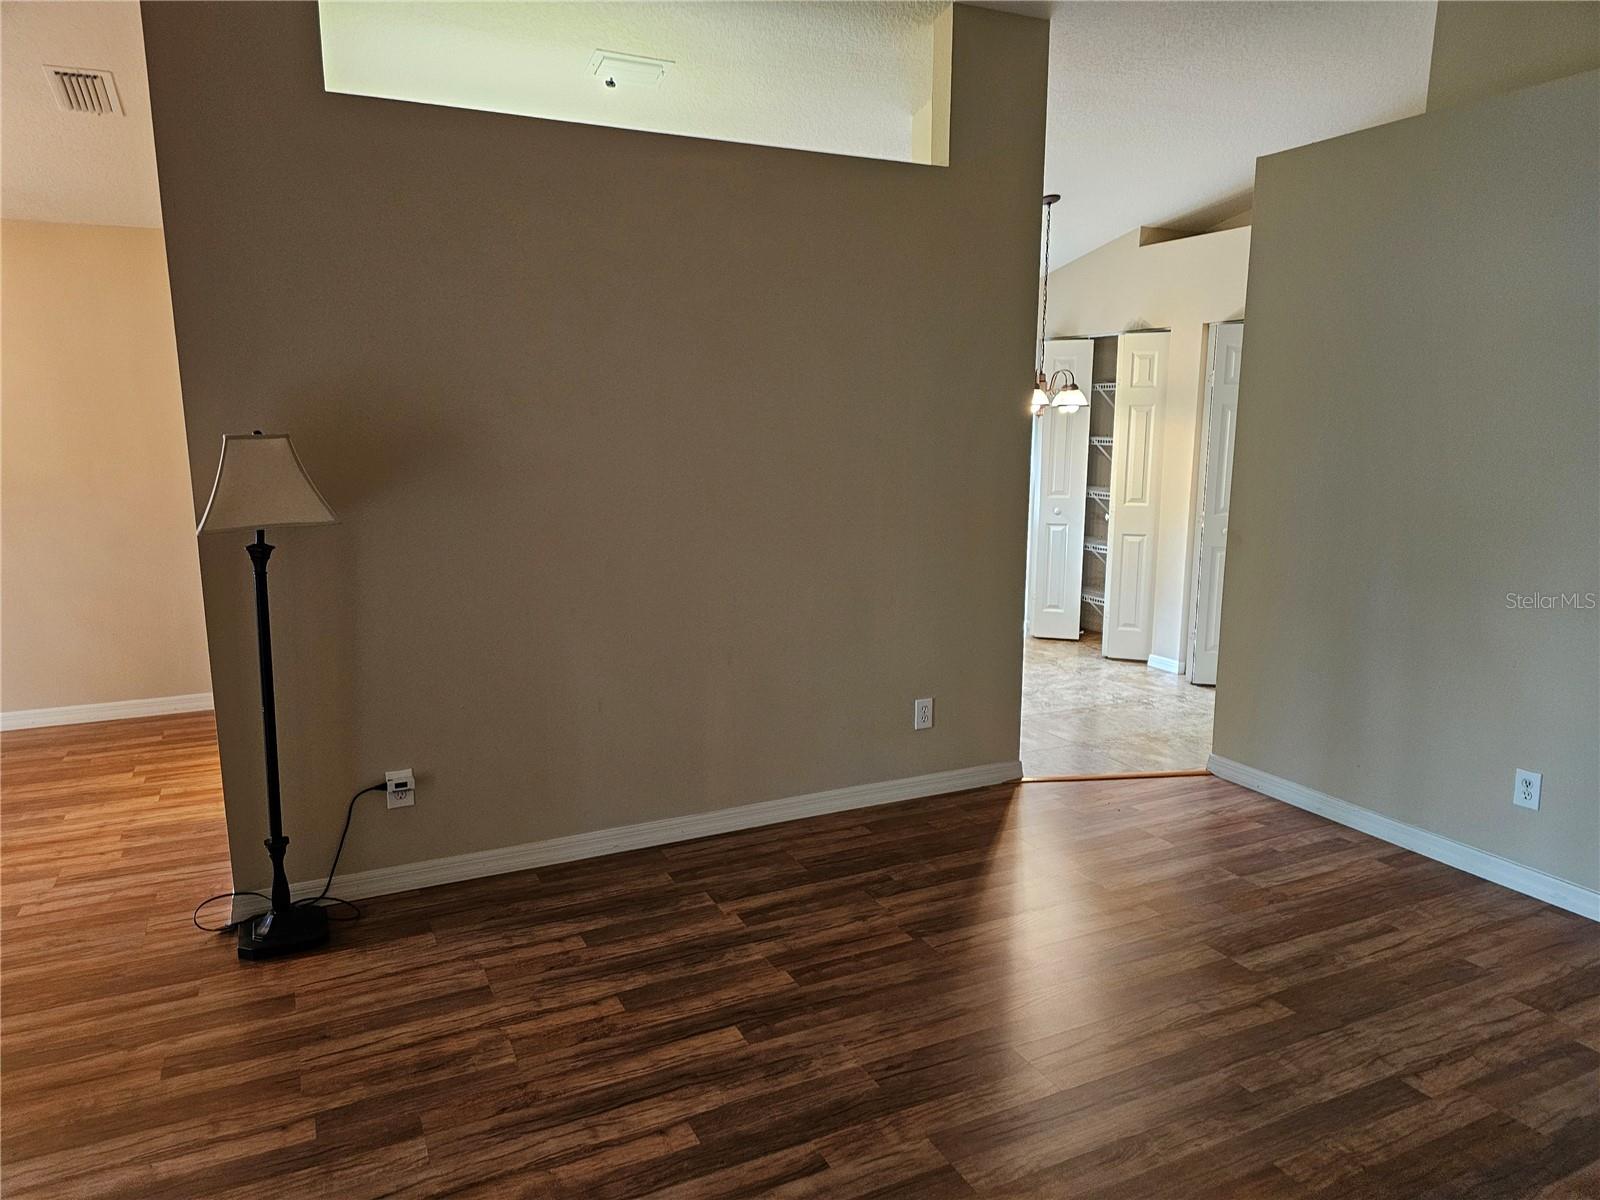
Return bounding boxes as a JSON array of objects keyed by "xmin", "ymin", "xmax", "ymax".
[
  {"xmin": 1020, "ymin": 322, "xmax": 1242, "ymax": 777},
  {"xmin": 1, "ymin": 1, "xmax": 231, "ymax": 924}
]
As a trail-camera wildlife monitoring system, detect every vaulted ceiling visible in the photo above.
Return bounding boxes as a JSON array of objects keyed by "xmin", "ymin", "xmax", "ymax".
[{"xmin": 985, "ymin": 1, "xmax": 1437, "ymax": 267}]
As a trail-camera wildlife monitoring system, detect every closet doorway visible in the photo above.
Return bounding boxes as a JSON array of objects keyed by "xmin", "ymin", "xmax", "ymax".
[{"xmin": 1024, "ymin": 330, "xmax": 1169, "ymax": 655}]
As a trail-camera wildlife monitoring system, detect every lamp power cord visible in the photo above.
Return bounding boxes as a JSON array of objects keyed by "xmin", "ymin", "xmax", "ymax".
[{"xmin": 192, "ymin": 781, "xmax": 386, "ymax": 934}]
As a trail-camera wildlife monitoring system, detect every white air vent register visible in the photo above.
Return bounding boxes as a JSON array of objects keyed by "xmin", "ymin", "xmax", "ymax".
[{"xmin": 45, "ymin": 65, "xmax": 123, "ymax": 116}]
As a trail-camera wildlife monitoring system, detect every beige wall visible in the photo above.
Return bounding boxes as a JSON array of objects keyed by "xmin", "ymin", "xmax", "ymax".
[
  {"xmin": 1, "ymin": 220, "xmax": 209, "ymax": 714},
  {"xmin": 1213, "ymin": 69, "xmax": 1600, "ymax": 888},
  {"xmin": 1427, "ymin": 1, "xmax": 1600, "ymax": 110},
  {"xmin": 1042, "ymin": 226, "xmax": 1251, "ymax": 667},
  {"xmin": 141, "ymin": 3, "xmax": 1048, "ymax": 890}
]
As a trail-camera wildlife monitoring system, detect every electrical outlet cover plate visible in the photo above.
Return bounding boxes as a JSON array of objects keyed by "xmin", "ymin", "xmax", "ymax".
[
  {"xmin": 1513, "ymin": 769, "xmax": 1541, "ymax": 811},
  {"xmin": 913, "ymin": 698, "xmax": 934, "ymax": 731},
  {"xmin": 386, "ymin": 768, "xmax": 416, "ymax": 809}
]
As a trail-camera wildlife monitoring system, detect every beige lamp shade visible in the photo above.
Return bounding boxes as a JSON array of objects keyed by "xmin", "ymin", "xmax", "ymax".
[{"xmin": 196, "ymin": 433, "xmax": 337, "ymax": 534}]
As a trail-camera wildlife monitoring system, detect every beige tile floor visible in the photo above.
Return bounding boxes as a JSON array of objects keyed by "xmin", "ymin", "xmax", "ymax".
[{"xmin": 1020, "ymin": 634, "xmax": 1215, "ymax": 776}]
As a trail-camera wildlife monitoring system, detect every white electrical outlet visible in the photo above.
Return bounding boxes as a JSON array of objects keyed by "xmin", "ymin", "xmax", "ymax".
[
  {"xmin": 386, "ymin": 768, "xmax": 416, "ymax": 809},
  {"xmin": 1513, "ymin": 769, "xmax": 1541, "ymax": 811},
  {"xmin": 913, "ymin": 697, "xmax": 934, "ymax": 731}
]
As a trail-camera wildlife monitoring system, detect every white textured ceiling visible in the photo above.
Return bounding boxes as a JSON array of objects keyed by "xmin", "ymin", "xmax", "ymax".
[
  {"xmin": 987, "ymin": 0, "xmax": 1437, "ymax": 267},
  {"xmin": 318, "ymin": 1, "xmax": 948, "ymax": 164},
  {"xmin": 1, "ymin": 0, "xmax": 1436, "ymax": 245},
  {"xmin": 1, "ymin": 0, "xmax": 162, "ymax": 228}
]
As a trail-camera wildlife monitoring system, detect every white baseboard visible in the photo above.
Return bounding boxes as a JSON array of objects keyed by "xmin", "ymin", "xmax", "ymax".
[
  {"xmin": 1208, "ymin": 754, "xmax": 1600, "ymax": 921},
  {"xmin": 1, "ymin": 692, "xmax": 213, "ymax": 732},
  {"xmin": 231, "ymin": 759, "xmax": 1024, "ymax": 922},
  {"xmin": 1147, "ymin": 655, "xmax": 1184, "ymax": 675}
]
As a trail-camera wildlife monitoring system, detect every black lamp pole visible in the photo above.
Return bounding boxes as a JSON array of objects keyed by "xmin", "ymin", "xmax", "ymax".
[
  {"xmin": 236, "ymin": 529, "xmax": 328, "ymax": 959},
  {"xmin": 247, "ymin": 530, "xmax": 292, "ymax": 913}
]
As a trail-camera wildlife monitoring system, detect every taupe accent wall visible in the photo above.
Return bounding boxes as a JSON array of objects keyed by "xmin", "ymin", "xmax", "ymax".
[
  {"xmin": 1213, "ymin": 69, "xmax": 1600, "ymax": 888},
  {"xmin": 1, "ymin": 220, "xmax": 210, "ymax": 715},
  {"xmin": 141, "ymin": 3, "xmax": 1047, "ymax": 889},
  {"xmin": 1427, "ymin": 1, "xmax": 1600, "ymax": 112}
]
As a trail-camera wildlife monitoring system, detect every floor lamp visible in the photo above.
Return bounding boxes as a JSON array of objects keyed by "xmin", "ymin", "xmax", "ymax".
[{"xmin": 197, "ymin": 432, "xmax": 338, "ymax": 960}]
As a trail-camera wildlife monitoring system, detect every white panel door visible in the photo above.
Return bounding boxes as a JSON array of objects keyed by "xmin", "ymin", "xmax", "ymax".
[
  {"xmin": 1190, "ymin": 322, "xmax": 1243, "ymax": 686},
  {"xmin": 1101, "ymin": 330, "xmax": 1169, "ymax": 661},
  {"xmin": 1025, "ymin": 339, "xmax": 1092, "ymax": 639}
]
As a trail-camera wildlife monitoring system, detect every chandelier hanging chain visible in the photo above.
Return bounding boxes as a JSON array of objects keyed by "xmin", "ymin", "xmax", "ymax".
[{"xmin": 1037, "ymin": 200, "xmax": 1052, "ymax": 382}]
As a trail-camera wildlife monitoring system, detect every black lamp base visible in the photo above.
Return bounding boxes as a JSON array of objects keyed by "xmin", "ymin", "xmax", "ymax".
[{"xmin": 237, "ymin": 903, "xmax": 328, "ymax": 960}]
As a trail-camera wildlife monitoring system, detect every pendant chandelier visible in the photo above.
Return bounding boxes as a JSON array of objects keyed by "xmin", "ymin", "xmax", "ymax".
[{"xmin": 1030, "ymin": 194, "xmax": 1086, "ymax": 416}]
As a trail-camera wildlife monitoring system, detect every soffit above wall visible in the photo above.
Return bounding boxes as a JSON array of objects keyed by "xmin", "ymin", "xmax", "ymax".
[
  {"xmin": 1, "ymin": 0, "xmax": 162, "ymax": 228},
  {"xmin": 978, "ymin": 0, "xmax": 1436, "ymax": 267},
  {"xmin": 318, "ymin": 1, "xmax": 951, "ymax": 165}
]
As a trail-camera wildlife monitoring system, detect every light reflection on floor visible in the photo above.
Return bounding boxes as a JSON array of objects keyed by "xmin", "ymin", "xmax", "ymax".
[{"xmin": 984, "ymin": 784, "xmax": 1154, "ymax": 1047}]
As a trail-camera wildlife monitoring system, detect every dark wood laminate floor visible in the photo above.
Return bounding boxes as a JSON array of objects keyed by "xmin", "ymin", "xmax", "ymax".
[{"xmin": 2, "ymin": 714, "xmax": 1596, "ymax": 1199}]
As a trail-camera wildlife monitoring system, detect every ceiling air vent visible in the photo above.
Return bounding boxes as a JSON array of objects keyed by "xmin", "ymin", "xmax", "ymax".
[
  {"xmin": 588, "ymin": 50, "xmax": 672, "ymax": 90},
  {"xmin": 44, "ymin": 66, "xmax": 123, "ymax": 116}
]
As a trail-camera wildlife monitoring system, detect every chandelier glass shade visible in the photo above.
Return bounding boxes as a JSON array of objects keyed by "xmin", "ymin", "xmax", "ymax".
[{"xmin": 1048, "ymin": 368, "xmax": 1085, "ymax": 411}]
